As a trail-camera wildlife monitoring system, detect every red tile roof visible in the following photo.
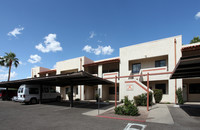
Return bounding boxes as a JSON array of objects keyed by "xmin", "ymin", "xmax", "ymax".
[{"xmin": 182, "ymin": 44, "xmax": 200, "ymax": 51}]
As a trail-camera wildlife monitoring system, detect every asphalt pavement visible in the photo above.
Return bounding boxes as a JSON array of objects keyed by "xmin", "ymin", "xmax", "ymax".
[{"xmin": 0, "ymin": 101, "xmax": 199, "ymax": 130}]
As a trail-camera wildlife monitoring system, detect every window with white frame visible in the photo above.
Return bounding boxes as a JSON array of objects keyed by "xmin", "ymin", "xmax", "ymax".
[
  {"xmin": 132, "ymin": 63, "xmax": 141, "ymax": 73},
  {"xmin": 155, "ymin": 60, "xmax": 166, "ymax": 67}
]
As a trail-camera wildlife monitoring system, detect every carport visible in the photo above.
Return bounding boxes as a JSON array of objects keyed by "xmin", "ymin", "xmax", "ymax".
[
  {"xmin": 0, "ymin": 71, "xmax": 114, "ymax": 107},
  {"xmin": 171, "ymin": 44, "xmax": 200, "ymax": 79},
  {"xmin": 171, "ymin": 44, "xmax": 200, "ymax": 102}
]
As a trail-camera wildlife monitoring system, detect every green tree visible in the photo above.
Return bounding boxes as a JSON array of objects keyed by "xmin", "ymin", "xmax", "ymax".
[
  {"xmin": 190, "ymin": 36, "xmax": 200, "ymax": 44},
  {"xmin": 0, "ymin": 52, "xmax": 19, "ymax": 81}
]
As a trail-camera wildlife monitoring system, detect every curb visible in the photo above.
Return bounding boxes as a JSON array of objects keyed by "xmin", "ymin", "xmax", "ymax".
[{"xmin": 96, "ymin": 115, "xmax": 146, "ymax": 123}]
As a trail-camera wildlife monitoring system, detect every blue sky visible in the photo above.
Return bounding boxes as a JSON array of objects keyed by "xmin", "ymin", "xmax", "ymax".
[{"xmin": 0, "ymin": 0, "xmax": 200, "ymax": 81}]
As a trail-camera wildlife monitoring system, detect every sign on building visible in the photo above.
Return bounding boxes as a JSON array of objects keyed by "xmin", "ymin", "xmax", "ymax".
[{"xmin": 126, "ymin": 84, "xmax": 133, "ymax": 91}]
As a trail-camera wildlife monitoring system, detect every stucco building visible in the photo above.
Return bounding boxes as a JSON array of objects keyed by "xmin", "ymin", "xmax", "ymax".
[{"xmin": 31, "ymin": 35, "xmax": 200, "ymax": 103}]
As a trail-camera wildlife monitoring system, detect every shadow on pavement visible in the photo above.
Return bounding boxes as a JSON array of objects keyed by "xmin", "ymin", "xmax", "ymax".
[
  {"xmin": 26, "ymin": 100, "xmax": 115, "ymax": 110},
  {"xmin": 180, "ymin": 104, "xmax": 200, "ymax": 117}
]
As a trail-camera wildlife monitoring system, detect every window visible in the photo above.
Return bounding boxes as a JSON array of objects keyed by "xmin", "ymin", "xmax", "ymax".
[
  {"xmin": 189, "ymin": 84, "xmax": 200, "ymax": 94},
  {"xmin": 50, "ymin": 87, "xmax": 56, "ymax": 93},
  {"xmin": 132, "ymin": 63, "xmax": 141, "ymax": 73},
  {"xmin": 155, "ymin": 60, "xmax": 166, "ymax": 67},
  {"xmin": 155, "ymin": 84, "xmax": 167, "ymax": 94},
  {"xmin": 43, "ymin": 87, "xmax": 49, "ymax": 93},
  {"xmin": 109, "ymin": 87, "xmax": 119, "ymax": 95},
  {"xmin": 29, "ymin": 88, "xmax": 39, "ymax": 94},
  {"xmin": 18, "ymin": 88, "xmax": 23, "ymax": 93}
]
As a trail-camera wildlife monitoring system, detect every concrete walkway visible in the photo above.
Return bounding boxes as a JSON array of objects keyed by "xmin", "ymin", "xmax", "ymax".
[
  {"xmin": 82, "ymin": 104, "xmax": 117, "ymax": 116},
  {"xmin": 146, "ymin": 104, "xmax": 174, "ymax": 125}
]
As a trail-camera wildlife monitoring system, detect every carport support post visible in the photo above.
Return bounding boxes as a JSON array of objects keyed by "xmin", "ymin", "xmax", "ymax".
[
  {"xmin": 39, "ymin": 85, "xmax": 43, "ymax": 104},
  {"xmin": 147, "ymin": 73, "xmax": 149, "ymax": 111},
  {"xmin": 115, "ymin": 76, "xmax": 117, "ymax": 107},
  {"xmin": 70, "ymin": 85, "xmax": 74, "ymax": 107}
]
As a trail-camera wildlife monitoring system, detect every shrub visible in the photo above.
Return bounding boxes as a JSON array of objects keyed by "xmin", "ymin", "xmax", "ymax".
[
  {"xmin": 95, "ymin": 94, "xmax": 99, "ymax": 102},
  {"xmin": 115, "ymin": 96, "xmax": 139, "ymax": 116},
  {"xmin": 75, "ymin": 98, "xmax": 80, "ymax": 101},
  {"xmin": 124, "ymin": 96, "xmax": 131, "ymax": 106},
  {"xmin": 133, "ymin": 92, "xmax": 152, "ymax": 106},
  {"xmin": 153, "ymin": 89, "xmax": 163, "ymax": 103},
  {"xmin": 105, "ymin": 100, "xmax": 109, "ymax": 103},
  {"xmin": 176, "ymin": 88, "xmax": 184, "ymax": 105},
  {"xmin": 121, "ymin": 99, "xmax": 124, "ymax": 103}
]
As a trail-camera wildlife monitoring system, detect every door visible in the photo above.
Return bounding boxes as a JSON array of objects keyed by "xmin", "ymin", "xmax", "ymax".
[{"xmin": 188, "ymin": 83, "xmax": 200, "ymax": 102}]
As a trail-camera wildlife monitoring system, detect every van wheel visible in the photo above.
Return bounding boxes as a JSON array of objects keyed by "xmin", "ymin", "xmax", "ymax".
[
  {"xmin": 56, "ymin": 96, "xmax": 61, "ymax": 102},
  {"xmin": 30, "ymin": 98, "xmax": 37, "ymax": 104}
]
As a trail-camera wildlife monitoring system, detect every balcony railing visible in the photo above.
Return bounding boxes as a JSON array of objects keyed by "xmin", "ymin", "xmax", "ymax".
[
  {"xmin": 140, "ymin": 66, "xmax": 167, "ymax": 74},
  {"xmin": 103, "ymin": 72, "xmax": 119, "ymax": 82}
]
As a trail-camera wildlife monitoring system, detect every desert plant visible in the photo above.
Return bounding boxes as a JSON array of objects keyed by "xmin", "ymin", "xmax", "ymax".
[
  {"xmin": 115, "ymin": 96, "xmax": 138, "ymax": 116},
  {"xmin": 95, "ymin": 94, "xmax": 99, "ymax": 102},
  {"xmin": 124, "ymin": 96, "xmax": 131, "ymax": 106},
  {"xmin": 176, "ymin": 88, "xmax": 184, "ymax": 105},
  {"xmin": 153, "ymin": 89, "xmax": 163, "ymax": 103},
  {"xmin": 133, "ymin": 92, "xmax": 152, "ymax": 106},
  {"xmin": 105, "ymin": 100, "xmax": 109, "ymax": 103}
]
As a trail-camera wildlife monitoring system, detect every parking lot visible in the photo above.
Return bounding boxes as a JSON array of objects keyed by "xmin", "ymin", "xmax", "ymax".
[
  {"xmin": 0, "ymin": 101, "xmax": 131, "ymax": 130},
  {"xmin": 0, "ymin": 101, "xmax": 200, "ymax": 130}
]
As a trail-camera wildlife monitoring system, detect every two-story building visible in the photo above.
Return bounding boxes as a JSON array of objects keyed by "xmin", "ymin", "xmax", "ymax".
[{"xmin": 31, "ymin": 35, "xmax": 200, "ymax": 103}]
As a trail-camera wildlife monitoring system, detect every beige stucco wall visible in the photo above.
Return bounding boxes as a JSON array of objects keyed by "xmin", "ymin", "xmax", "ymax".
[
  {"xmin": 31, "ymin": 67, "xmax": 50, "ymax": 77},
  {"xmin": 119, "ymin": 35, "xmax": 183, "ymax": 103},
  {"xmin": 55, "ymin": 56, "xmax": 94, "ymax": 100}
]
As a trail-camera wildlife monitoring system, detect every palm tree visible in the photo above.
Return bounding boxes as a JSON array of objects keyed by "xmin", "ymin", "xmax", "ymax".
[{"xmin": 0, "ymin": 52, "xmax": 19, "ymax": 81}]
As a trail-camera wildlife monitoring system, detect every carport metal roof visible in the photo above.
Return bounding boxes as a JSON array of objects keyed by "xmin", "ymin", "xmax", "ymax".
[
  {"xmin": 171, "ymin": 44, "xmax": 200, "ymax": 79},
  {"xmin": 0, "ymin": 71, "xmax": 114, "ymax": 88}
]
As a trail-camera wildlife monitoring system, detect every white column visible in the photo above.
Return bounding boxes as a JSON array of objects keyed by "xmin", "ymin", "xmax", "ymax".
[
  {"xmin": 98, "ymin": 64, "xmax": 103, "ymax": 98},
  {"xmin": 79, "ymin": 85, "xmax": 84, "ymax": 100}
]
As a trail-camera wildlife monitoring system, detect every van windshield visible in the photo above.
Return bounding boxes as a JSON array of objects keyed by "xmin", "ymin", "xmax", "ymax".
[{"xmin": 18, "ymin": 88, "xmax": 23, "ymax": 93}]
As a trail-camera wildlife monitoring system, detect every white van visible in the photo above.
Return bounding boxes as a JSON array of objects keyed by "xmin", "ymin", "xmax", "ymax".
[{"xmin": 18, "ymin": 84, "xmax": 61, "ymax": 104}]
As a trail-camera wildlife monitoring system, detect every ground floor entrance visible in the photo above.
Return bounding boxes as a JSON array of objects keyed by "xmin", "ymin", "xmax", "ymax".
[
  {"xmin": 183, "ymin": 78, "xmax": 200, "ymax": 102},
  {"xmin": 84, "ymin": 84, "xmax": 119, "ymax": 101},
  {"xmin": 60, "ymin": 84, "xmax": 119, "ymax": 102}
]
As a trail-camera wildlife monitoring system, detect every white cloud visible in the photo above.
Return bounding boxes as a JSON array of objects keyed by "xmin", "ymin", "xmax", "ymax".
[
  {"xmin": 195, "ymin": 12, "xmax": 200, "ymax": 19},
  {"xmin": 35, "ymin": 34, "xmax": 62, "ymax": 53},
  {"xmin": 0, "ymin": 71, "xmax": 17, "ymax": 81},
  {"xmin": 101, "ymin": 46, "xmax": 114, "ymax": 55},
  {"xmin": 83, "ymin": 45, "xmax": 93, "ymax": 53},
  {"xmin": 89, "ymin": 31, "xmax": 96, "ymax": 39},
  {"xmin": 8, "ymin": 27, "xmax": 24, "ymax": 37},
  {"xmin": 82, "ymin": 45, "xmax": 114, "ymax": 55},
  {"xmin": 28, "ymin": 54, "xmax": 41, "ymax": 64}
]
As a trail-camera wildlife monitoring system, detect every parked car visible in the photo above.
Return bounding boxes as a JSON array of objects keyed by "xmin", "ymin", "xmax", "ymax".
[
  {"xmin": 0, "ymin": 89, "xmax": 17, "ymax": 100},
  {"xmin": 17, "ymin": 84, "xmax": 61, "ymax": 104}
]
